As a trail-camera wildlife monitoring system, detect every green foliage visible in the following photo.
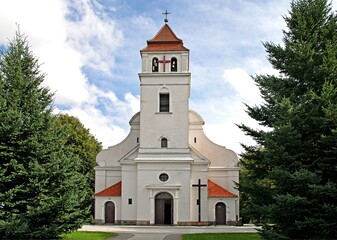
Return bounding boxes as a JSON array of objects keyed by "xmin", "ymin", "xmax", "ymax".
[
  {"xmin": 0, "ymin": 29, "xmax": 90, "ymax": 239},
  {"xmin": 55, "ymin": 114, "xmax": 102, "ymax": 188},
  {"xmin": 55, "ymin": 114, "xmax": 102, "ymax": 218},
  {"xmin": 238, "ymin": 0, "xmax": 337, "ymax": 239}
]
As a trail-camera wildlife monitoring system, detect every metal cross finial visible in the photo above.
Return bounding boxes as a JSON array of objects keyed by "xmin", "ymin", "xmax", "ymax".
[{"xmin": 162, "ymin": 10, "xmax": 170, "ymax": 23}]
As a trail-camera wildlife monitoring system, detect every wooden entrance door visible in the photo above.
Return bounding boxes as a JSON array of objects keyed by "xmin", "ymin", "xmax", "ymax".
[
  {"xmin": 215, "ymin": 202, "xmax": 226, "ymax": 225},
  {"xmin": 155, "ymin": 192, "xmax": 173, "ymax": 225},
  {"xmin": 105, "ymin": 201, "xmax": 115, "ymax": 223}
]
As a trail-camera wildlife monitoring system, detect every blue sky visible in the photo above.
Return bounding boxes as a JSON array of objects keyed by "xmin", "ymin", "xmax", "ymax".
[{"xmin": 1, "ymin": 0, "xmax": 335, "ymax": 154}]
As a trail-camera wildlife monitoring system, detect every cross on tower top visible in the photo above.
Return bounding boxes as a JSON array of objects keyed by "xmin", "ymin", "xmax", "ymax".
[{"xmin": 162, "ymin": 10, "xmax": 170, "ymax": 23}]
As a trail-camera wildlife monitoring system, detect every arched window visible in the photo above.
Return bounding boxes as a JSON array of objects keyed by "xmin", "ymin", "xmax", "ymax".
[
  {"xmin": 152, "ymin": 57, "xmax": 158, "ymax": 72},
  {"xmin": 161, "ymin": 138, "xmax": 168, "ymax": 148},
  {"xmin": 171, "ymin": 57, "xmax": 177, "ymax": 72},
  {"xmin": 159, "ymin": 93, "xmax": 169, "ymax": 112}
]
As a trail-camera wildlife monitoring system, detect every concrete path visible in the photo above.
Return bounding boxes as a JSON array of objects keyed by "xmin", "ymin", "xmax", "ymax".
[{"xmin": 80, "ymin": 224, "xmax": 258, "ymax": 240}]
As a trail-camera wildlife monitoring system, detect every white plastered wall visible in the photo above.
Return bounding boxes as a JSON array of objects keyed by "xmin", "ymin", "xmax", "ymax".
[
  {"xmin": 95, "ymin": 197, "xmax": 121, "ymax": 223},
  {"xmin": 208, "ymin": 198, "xmax": 238, "ymax": 224},
  {"xmin": 135, "ymin": 161, "xmax": 192, "ymax": 224}
]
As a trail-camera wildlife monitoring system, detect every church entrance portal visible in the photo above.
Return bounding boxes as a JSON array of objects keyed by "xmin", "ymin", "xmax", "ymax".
[
  {"xmin": 105, "ymin": 201, "xmax": 115, "ymax": 223},
  {"xmin": 155, "ymin": 192, "xmax": 173, "ymax": 225},
  {"xmin": 215, "ymin": 202, "xmax": 226, "ymax": 225}
]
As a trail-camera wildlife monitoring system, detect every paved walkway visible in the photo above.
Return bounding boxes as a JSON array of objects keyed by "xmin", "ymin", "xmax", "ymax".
[{"xmin": 80, "ymin": 224, "xmax": 258, "ymax": 240}]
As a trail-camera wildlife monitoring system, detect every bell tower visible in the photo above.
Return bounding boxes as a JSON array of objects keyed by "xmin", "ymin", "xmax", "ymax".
[{"xmin": 137, "ymin": 23, "xmax": 191, "ymax": 157}]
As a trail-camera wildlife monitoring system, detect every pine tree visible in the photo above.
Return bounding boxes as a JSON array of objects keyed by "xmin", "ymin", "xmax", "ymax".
[
  {"xmin": 0, "ymin": 30, "xmax": 90, "ymax": 239},
  {"xmin": 238, "ymin": 0, "xmax": 337, "ymax": 239}
]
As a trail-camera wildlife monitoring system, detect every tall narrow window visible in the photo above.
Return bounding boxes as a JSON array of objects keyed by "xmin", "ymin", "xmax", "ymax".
[
  {"xmin": 171, "ymin": 57, "xmax": 177, "ymax": 72},
  {"xmin": 161, "ymin": 138, "xmax": 168, "ymax": 148},
  {"xmin": 159, "ymin": 93, "xmax": 169, "ymax": 112},
  {"xmin": 152, "ymin": 57, "xmax": 158, "ymax": 72}
]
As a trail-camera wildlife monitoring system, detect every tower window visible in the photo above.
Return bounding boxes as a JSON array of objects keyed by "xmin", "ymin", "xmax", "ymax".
[
  {"xmin": 161, "ymin": 138, "xmax": 168, "ymax": 148},
  {"xmin": 159, "ymin": 93, "xmax": 169, "ymax": 112},
  {"xmin": 171, "ymin": 57, "xmax": 177, "ymax": 72},
  {"xmin": 152, "ymin": 57, "xmax": 158, "ymax": 72}
]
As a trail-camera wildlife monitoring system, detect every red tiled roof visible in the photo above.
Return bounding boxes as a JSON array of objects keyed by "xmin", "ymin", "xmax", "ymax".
[
  {"xmin": 95, "ymin": 181, "xmax": 121, "ymax": 196},
  {"xmin": 208, "ymin": 180, "xmax": 237, "ymax": 198},
  {"xmin": 141, "ymin": 24, "xmax": 189, "ymax": 52},
  {"xmin": 149, "ymin": 24, "xmax": 181, "ymax": 42}
]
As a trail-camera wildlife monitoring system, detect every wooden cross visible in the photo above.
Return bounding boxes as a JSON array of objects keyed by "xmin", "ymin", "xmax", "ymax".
[
  {"xmin": 162, "ymin": 10, "xmax": 170, "ymax": 23},
  {"xmin": 158, "ymin": 55, "xmax": 171, "ymax": 72},
  {"xmin": 192, "ymin": 179, "xmax": 207, "ymax": 222}
]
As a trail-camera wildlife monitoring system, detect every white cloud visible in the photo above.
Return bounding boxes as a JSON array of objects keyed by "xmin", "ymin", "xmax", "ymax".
[
  {"xmin": 131, "ymin": 15, "xmax": 155, "ymax": 27},
  {"xmin": 0, "ymin": 0, "xmax": 67, "ymax": 45},
  {"xmin": 55, "ymin": 86, "xmax": 140, "ymax": 148},
  {"xmin": 38, "ymin": 45, "xmax": 91, "ymax": 106},
  {"xmin": 222, "ymin": 68, "xmax": 262, "ymax": 104},
  {"xmin": 55, "ymin": 104, "xmax": 127, "ymax": 148},
  {"xmin": 0, "ymin": 0, "xmax": 91, "ymax": 106},
  {"xmin": 66, "ymin": 0, "xmax": 123, "ymax": 75},
  {"xmin": 191, "ymin": 93, "xmax": 260, "ymax": 155},
  {"xmin": 89, "ymin": 85, "xmax": 140, "ymax": 123},
  {"xmin": 125, "ymin": 92, "xmax": 141, "ymax": 115},
  {"xmin": 194, "ymin": 58, "xmax": 280, "ymax": 154}
]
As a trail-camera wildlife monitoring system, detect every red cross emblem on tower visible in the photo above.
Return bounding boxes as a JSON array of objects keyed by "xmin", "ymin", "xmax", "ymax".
[{"xmin": 158, "ymin": 56, "xmax": 171, "ymax": 72}]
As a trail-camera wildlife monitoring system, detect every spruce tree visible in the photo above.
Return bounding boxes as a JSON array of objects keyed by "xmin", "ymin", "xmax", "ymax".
[
  {"xmin": 238, "ymin": 0, "xmax": 337, "ymax": 239},
  {"xmin": 0, "ymin": 30, "xmax": 89, "ymax": 239}
]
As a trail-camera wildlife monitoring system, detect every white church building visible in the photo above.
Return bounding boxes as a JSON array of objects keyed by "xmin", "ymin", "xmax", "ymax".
[{"xmin": 94, "ymin": 22, "xmax": 240, "ymax": 226}]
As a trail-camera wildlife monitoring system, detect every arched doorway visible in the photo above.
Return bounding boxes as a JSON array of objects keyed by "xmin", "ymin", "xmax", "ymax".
[
  {"xmin": 215, "ymin": 202, "xmax": 226, "ymax": 225},
  {"xmin": 105, "ymin": 201, "xmax": 115, "ymax": 223},
  {"xmin": 155, "ymin": 192, "xmax": 173, "ymax": 225}
]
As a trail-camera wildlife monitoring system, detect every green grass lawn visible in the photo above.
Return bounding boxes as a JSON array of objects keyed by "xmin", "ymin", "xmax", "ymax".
[
  {"xmin": 60, "ymin": 231, "xmax": 117, "ymax": 240},
  {"xmin": 182, "ymin": 233, "xmax": 261, "ymax": 240},
  {"xmin": 60, "ymin": 231, "xmax": 260, "ymax": 240}
]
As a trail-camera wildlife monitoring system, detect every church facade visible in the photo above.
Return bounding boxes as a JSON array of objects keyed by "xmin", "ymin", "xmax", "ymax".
[{"xmin": 94, "ymin": 23, "xmax": 240, "ymax": 226}]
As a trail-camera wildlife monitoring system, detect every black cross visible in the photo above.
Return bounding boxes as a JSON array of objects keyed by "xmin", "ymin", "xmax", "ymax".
[
  {"xmin": 192, "ymin": 179, "xmax": 207, "ymax": 222},
  {"xmin": 162, "ymin": 10, "xmax": 170, "ymax": 23}
]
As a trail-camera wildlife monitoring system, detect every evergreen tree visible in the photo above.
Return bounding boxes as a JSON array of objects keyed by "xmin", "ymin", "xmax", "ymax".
[
  {"xmin": 0, "ymin": 30, "xmax": 90, "ymax": 239},
  {"xmin": 238, "ymin": 0, "xmax": 337, "ymax": 239}
]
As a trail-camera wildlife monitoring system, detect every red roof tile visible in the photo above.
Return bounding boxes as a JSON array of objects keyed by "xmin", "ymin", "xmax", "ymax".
[
  {"xmin": 208, "ymin": 180, "xmax": 237, "ymax": 198},
  {"xmin": 95, "ymin": 181, "xmax": 121, "ymax": 196},
  {"xmin": 141, "ymin": 24, "xmax": 189, "ymax": 52}
]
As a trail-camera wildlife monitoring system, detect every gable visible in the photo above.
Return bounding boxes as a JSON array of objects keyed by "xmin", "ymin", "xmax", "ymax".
[{"xmin": 95, "ymin": 181, "xmax": 121, "ymax": 196}]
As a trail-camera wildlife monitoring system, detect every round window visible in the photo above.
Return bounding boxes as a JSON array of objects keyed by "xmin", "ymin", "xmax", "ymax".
[{"xmin": 159, "ymin": 173, "xmax": 169, "ymax": 182}]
